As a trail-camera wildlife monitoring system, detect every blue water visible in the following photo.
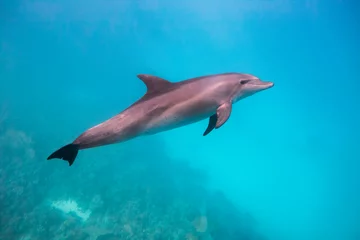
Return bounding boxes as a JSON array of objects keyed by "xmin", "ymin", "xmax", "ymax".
[{"xmin": 1, "ymin": 1, "xmax": 359, "ymax": 240}]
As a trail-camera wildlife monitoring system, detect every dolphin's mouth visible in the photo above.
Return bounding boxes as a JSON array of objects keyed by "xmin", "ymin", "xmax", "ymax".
[
  {"xmin": 250, "ymin": 80, "xmax": 274, "ymax": 88},
  {"xmin": 262, "ymin": 81, "xmax": 274, "ymax": 88}
]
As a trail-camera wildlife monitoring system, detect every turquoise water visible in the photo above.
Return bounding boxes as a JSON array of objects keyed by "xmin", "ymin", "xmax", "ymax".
[{"xmin": 1, "ymin": 1, "xmax": 359, "ymax": 240}]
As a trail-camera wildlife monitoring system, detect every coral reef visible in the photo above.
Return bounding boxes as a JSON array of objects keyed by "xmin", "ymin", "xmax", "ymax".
[{"xmin": 0, "ymin": 122, "xmax": 267, "ymax": 240}]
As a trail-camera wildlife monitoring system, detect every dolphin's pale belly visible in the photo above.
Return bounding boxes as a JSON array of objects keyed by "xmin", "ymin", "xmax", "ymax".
[
  {"xmin": 143, "ymin": 110, "xmax": 213, "ymax": 135},
  {"xmin": 142, "ymin": 98, "xmax": 217, "ymax": 135}
]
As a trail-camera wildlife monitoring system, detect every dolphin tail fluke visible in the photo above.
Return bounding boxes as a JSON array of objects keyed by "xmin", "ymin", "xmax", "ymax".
[{"xmin": 47, "ymin": 143, "xmax": 79, "ymax": 166}]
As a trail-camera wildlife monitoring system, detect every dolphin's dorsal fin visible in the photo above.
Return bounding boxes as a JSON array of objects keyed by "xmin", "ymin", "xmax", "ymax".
[{"xmin": 137, "ymin": 74, "xmax": 172, "ymax": 94}]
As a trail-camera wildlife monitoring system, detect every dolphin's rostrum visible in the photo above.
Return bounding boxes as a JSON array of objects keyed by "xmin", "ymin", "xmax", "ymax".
[{"xmin": 47, "ymin": 72, "xmax": 274, "ymax": 166}]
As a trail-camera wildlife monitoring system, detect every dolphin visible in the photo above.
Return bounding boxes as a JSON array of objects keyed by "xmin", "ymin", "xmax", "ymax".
[{"xmin": 47, "ymin": 72, "xmax": 274, "ymax": 166}]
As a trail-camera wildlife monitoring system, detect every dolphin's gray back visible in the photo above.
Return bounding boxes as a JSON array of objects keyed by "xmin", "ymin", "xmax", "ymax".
[{"xmin": 139, "ymin": 73, "xmax": 238, "ymax": 101}]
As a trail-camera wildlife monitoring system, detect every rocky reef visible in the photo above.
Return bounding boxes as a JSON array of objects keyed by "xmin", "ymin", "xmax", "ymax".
[{"xmin": 0, "ymin": 118, "xmax": 267, "ymax": 240}]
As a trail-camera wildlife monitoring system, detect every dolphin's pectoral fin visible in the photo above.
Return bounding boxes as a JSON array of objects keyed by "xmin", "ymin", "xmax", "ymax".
[
  {"xmin": 203, "ymin": 114, "xmax": 217, "ymax": 136},
  {"xmin": 203, "ymin": 102, "xmax": 232, "ymax": 136},
  {"xmin": 137, "ymin": 74, "xmax": 173, "ymax": 94},
  {"xmin": 215, "ymin": 102, "xmax": 232, "ymax": 129}
]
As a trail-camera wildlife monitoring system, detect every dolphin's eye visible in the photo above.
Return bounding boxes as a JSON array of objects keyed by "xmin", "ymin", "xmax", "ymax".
[{"xmin": 240, "ymin": 80, "xmax": 251, "ymax": 84}]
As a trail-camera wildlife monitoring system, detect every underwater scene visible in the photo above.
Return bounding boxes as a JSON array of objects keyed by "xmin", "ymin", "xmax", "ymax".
[{"xmin": 0, "ymin": 1, "xmax": 359, "ymax": 240}]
